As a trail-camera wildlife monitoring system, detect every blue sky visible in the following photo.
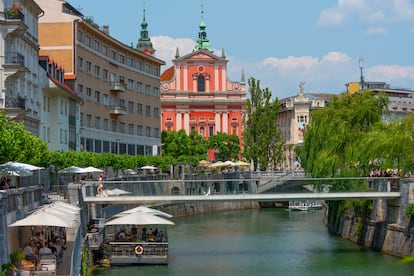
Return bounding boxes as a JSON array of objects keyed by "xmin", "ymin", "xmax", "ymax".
[{"xmin": 67, "ymin": 0, "xmax": 414, "ymax": 99}]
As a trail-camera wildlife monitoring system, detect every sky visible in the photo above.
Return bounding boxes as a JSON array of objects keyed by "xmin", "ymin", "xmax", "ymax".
[{"xmin": 66, "ymin": 0, "xmax": 414, "ymax": 99}]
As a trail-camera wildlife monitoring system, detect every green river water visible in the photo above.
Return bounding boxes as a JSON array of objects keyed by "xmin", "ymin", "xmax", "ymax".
[{"xmin": 93, "ymin": 208, "xmax": 413, "ymax": 276}]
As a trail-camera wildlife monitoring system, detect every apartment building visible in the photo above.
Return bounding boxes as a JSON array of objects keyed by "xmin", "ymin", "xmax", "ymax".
[
  {"xmin": 0, "ymin": 0, "xmax": 44, "ymax": 135},
  {"xmin": 36, "ymin": 0, "xmax": 165, "ymax": 155}
]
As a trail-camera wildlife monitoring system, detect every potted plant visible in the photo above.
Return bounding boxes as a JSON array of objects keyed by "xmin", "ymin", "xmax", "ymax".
[
  {"xmin": 9, "ymin": 250, "xmax": 25, "ymax": 269},
  {"xmin": 1, "ymin": 263, "xmax": 16, "ymax": 276}
]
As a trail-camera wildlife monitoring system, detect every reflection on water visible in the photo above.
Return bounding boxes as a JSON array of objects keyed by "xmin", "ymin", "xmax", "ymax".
[{"xmin": 94, "ymin": 208, "xmax": 413, "ymax": 276}]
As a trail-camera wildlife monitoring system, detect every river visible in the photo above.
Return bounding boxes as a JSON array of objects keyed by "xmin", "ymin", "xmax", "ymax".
[{"xmin": 93, "ymin": 208, "xmax": 413, "ymax": 275}]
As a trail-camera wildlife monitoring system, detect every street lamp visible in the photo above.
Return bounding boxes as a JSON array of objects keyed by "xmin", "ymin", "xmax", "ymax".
[{"xmin": 359, "ymin": 57, "xmax": 365, "ymax": 90}]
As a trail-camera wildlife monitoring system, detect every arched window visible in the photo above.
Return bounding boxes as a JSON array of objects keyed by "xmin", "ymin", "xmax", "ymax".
[{"xmin": 198, "ymin": 75, "xmax": 205, "ymax": 92}]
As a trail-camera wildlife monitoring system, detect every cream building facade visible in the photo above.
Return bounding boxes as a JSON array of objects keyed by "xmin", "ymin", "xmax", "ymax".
[
  {"xmin": 36, "ymin": 0, "xmax": 165, "ymax": 155},
  {"xmin": 0, "ymin": 0, "xmax": 43, "ymax": 134}
]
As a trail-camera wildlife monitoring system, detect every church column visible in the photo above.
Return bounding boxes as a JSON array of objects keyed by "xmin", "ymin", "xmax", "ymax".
[
  {"xmin": 222, "ymin": 112, "xmax": 228, "ymax": 134},
  {"xmin": 214, "ymin": 66, "xmax": 219, "ymax": 91},
  {"xmin": 176, "ymin": 112, "xmax": 182, "ymax": 130},
  {"xmin": 176, "ymin": 67, "xmax": 181, "ymax": 91},
  {"xmin": 183, "ymin": 66, "xmax": 188, "ymax": 91},
  {"xmin": 184, "ymin": 112, "xmax": 190, "ymax": 134},
  {"xmin": 215, "ymin": 112, "xmax": 221, "ymax": 133}
]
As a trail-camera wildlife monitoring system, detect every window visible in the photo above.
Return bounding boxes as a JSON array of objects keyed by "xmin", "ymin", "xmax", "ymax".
[
  {"xmin": 200, "ymin": 126, "xmax": 205, "ymax": 136},
  {"xmin": 94, "ymin": 65, "xmax": 100, "ymax": 77},
  {"xmin": 153, "ymin": 107, "xmax": 160, "ymax": 118},
  {"xmin": 137, "ymin": 103, "xmax": 143, "ymax": 114},
  {"xmin": 86, "ymin": 61, "xmax": 92, "ymax": 74},
  {"xmin": 232, "ymin": 126, "xmax": 237, "ymax": 135},
  {"xmin": 128, "ymin": 79, "xmax": 134, "ymax": 90},
  {"xmin": 86, "ymin": 35, "xmax": 91, "ymax": 47},
  {"xmin": 60, "ymin": 99, "xmax": 64, "ymax": 114},
  {"xmin": 154, "ymin": 67, "xmax": 159, "ymax": 76},
  {"xmin": 145, "ymin": 105, "xmax": 151, "ymax": 117},
  {"xmin": 137, "ymin": 82, "xmax": 143, "ymax": 93},
  {"xmin": 136, "ymin": 61, "xmax": 142, "ymax": 70},
  {"xmin": 103, "ymin": 94, "xmax": 109, "ymax": 106},
  {"xmin": 127, "ymin": 57, "xmax": 133, "ymax": 67},
  {"xmin": 111, "ymin": 120, "xmax": 117, "ymax": 132},
  {"xmin": 154, "ymin": 128, "xmax": 160, "ymax": 138},
  {"xmin": 102, "ymin": 45, "xmax": 108, "ymax": 56},
  {"xmin": 103, "ymin": 118, "xmax": 109, "ymax": 130},
  {"xmin": 209, "ymin": 125, "xmax": 214, "ymax": 136},
  {"xmin": 153, "ymin": 87, "xmax": 159, "ymax": 97},
  {"xmin": 119, "ymin": 54, "xmax": 125, "ymax": 64},
  {"xmin": 119, "ymin": 99, "xmax": 126, "ymax": 109},
  {"xmin": 60, "ymin": 129, "xmax": 63, "ymax": 144},
  {"xmin": 77, "ymin": 30, "xmax": 83, "ymax": 42},
  {"xmin": 78, "ymin": 56, "xmax": 83, "ymax": 70},
  {"xmin": 95, "ymin": 116, "xmax": 100, "ymax": 129},
  {"xmin": 94, "ymin": 40, "xmax": 100, "ymax": 51},
  {"xmin": 128, "ymin": 124, "xmax": 134, "ymax": 134},
  {"xmin": 128, "ymin": 101, "xmax": 134, "ymax": 112},
  {"xmin": 80, "ymin": 113, "xmax": 84, "ymax": 126},
  {"xmin": 86, "ymin": 114, "xmax": 92, "ymax": 127},
  {"xmin": 146, "ymin": 126, "xmax": 151, "ymax": 137},
  {"xmin": 198, "ymin": 75, "xmax": 205, "ymax": 92},
  {"xmin": 103, "ymin": 69, "xmax": 108, "ymax": 81},
  {"xmin": 95, "ymin": 91, "xmax": 100, "ymax": 104},
  {"xmin": 146, "ymin": 85, "xmax": 151, "ymax": 96},
  {"xmin": 145, "ymin": 64, "xmax": 151, "ymax": 73},
  {"xmin": 111, "ymin": 50, "xmax": 116, "ymax": 60},
  {"xmin": 137, "ymin": 125, "xmax": 143, "ymax": 136},
  {"xmin": 119, "ymin": 122, "xmax": 125, "ymax": 133},
  {"xmin": 86, "ymin": 88, "xmax": 92, "ymax": 101}
]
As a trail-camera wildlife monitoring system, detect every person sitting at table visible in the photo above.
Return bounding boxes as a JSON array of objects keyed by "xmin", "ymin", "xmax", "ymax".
[
  {"xmin": 116, "ymin": 228, "xmax": 128, "ymax": 241},
  {"xmin": 39, "ymin": 242, "xmax": 53, "ymax": 255},
  {"xmin": 24, "ymin": 241, "xmax": 38, "ymax": 261},
  {"xmin": 47, "ymin": 240, "xmax": 57, "ymax": 256}
]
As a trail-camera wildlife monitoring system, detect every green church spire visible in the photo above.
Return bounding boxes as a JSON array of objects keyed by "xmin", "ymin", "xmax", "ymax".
[
  {"xmin": 136, "ymin": 2, "xmax": 154, "ymax": 55},
  {"xmin": 194, "ymin": 5, "xmax": 213, "ymax": 52}
]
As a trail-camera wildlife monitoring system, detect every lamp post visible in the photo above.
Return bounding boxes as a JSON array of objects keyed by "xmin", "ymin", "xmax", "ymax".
[{"xmin": 359, "ymin": 57, "xmax": 365, "ymax": 90}]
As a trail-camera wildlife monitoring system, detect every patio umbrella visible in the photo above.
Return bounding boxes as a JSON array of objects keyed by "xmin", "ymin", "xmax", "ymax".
[
  {"xmin": 58, "ymin": 166, "xmax": 85, "ymax": 174},
  {"xmin": 8, "ymin": 209, "xmax": 74, "ymax": 228},
  {"xmin": 235, "ymin": 160, "xmax": 251, "ymax": 167},
  {"xmin": 198, "ymin": 160, "xmax": 212, "ymax": 167},
  {"xmin": 106, "ymin": 211, "xmax": 175, "ymax": 226},
  {"xmin": 120, "ymin": 206, "xmax": 173, "ymax": 218},
  {"xmin": 52, "ymin": 201, "xmax": 81, "ymax": 211},
  {"xmin": 82, "ymin": 166, "xmax": 103, "ymax": 173},
  {"xmin": 141, "ymin": 165, "xmax": 157, "ymax": 170},
  {"xmin": 0, "ymin": 161, "xmax": 43, "ymax": 177}
]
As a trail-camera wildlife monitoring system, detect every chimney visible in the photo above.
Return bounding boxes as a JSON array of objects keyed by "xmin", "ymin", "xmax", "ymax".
[{"xmin": 102, "ymin": 25, "xmax": 109, "ymax": 35}]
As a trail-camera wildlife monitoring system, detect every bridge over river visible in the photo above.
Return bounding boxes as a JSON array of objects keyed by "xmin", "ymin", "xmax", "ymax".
[{"xmin": 81, "ymin": 172, "xmax": 401, "ymax": 205}]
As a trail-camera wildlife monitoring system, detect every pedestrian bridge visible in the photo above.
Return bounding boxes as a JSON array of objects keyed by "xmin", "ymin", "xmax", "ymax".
[{"xmin": 81, "ymin": 174, "xmax": 401, "ymax": 205}]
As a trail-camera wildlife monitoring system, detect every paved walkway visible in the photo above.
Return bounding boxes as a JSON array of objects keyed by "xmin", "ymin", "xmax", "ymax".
[{"xmin": 55, "ymin": 241, "xmax": 73, "ymax": 276}]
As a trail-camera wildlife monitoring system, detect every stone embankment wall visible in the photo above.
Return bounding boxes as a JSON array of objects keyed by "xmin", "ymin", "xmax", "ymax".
[
  {"xmin": 328, "ymin": 179, "xmax": 414, "ymax": 257},
  {"xmin": 158, "ymin": 201, "xmax": 260, "ymax": 217}
]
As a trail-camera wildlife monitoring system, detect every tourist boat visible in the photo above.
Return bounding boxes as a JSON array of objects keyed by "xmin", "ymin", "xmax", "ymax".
[
  {"xmin": 100, "ymin": 207, "xmax": 175, "ymax": 265},
  {"xmin": 288, "ymin": 201, "xmax": 323, "ymax": 211}
]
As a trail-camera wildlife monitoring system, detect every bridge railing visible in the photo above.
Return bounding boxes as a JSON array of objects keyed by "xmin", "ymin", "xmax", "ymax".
[{"xmin": 81, "ymin": 176, "xmax": 400, "ymax": 199}]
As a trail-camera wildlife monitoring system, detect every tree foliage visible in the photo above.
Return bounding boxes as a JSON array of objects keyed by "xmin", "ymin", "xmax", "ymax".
[
  {"xmin": 0, "ymin": 112, "xmax": 49, "ymax": 166},
  {"xmin": 296, "ymin": 90, "xmax": 389, "ymax": 178},
  {"xmin": 208, "ymin": 132, "xmax": 240, "ymax": 161},
  {"xmin": 242, "ymin": 77, "xmax": 284, "ymax": 171},
  {"xmin": 161, "ymin": 130, "xmax": 208, "ymax": 161}
]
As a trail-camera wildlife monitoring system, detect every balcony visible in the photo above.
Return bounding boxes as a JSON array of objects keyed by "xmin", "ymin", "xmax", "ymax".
[
  {"xmin": 5, "ymin": 96, "xmax": 25, "ymax": 109},
  {"xmin": 3, "ymin": 51, "xmax": 27, "ymax": 77},
  {"xmin": 3, "ymin": 8, "xmax": 27, "ymax": 34},
  {"xmin": 109, "ymin": 82, "xmax": 126, "ymax": 93},
  {"xmin": 110, "ymin": 105, "xmax": 127, "ymax": 115}
]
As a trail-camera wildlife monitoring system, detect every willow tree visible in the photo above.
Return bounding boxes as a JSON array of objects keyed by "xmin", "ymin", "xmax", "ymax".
[
  {"xmin": 242, "ymin": 77, "xmax": 284, "ymax": 171},
  {"xmin": 297, "ymin": 90, "xmax": 388, "ymax": 178},
  {"xmin": 0, "ymin": 112, "xmax": 49, "ymax": 166}
]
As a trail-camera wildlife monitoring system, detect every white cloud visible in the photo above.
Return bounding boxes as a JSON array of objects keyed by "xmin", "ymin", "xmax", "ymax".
[
  {"xmin": 367, "ymin": 65, "xmax": 414, "ymax": 81},
  {"xmin": 366, "ymin": 27, "xmax": 389, "ymax": 35},
  {"xmin": 392, "ymin": 0, "xmax": 414, "ymax": 22},
  {"xmin": 152, "ymin": 36, "xmax": 195, "ymax": 68}
]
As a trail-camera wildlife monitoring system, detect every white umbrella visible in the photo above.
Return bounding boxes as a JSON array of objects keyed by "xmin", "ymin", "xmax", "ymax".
[
  {"xmin": 52, "ymin": 201, "xmax": 81, "ymax": 211},
  {"xmin": 106, "ymin": 211, "xmax": 175, "ymax": 226},
  {"xmin": 58, "ymin": 166, "xmax": 85, "ymax": 174},
  {"xmin": 0, "ymin": 161, "xmax": 43, "ymax": 177},
  {"xmin": 82, "ymin": 166, "xmax": 103, "ymax": 173},
  {"xmin": 121, "ymin": 206, "xmax": 173, "ymax": 218},
  {"xmin": 224, "ymin": 160, "xmax": 236, "ymax": 167},
  {"xmin": 141, "ymin": 165, "xmax": 157, "ymax": 170},
  {"xmin": 235, "ymin": 160, "xmax": 251, "ymax": 167},
  {"xmin": 8, "ymin": 209, "xmax": 74, "ymax": 228},
  {"xmin": 41, "ymin": 206, "xmax": 79, "ymax": 225}
]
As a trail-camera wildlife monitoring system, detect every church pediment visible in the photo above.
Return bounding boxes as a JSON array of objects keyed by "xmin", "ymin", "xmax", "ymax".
[{"xmin": 177, "ymin": 50, "xmax": 225, "ymax": 63}]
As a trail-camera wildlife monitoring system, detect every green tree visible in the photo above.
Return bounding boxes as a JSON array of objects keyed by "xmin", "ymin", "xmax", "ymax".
[
  {"xmin": 161, "ymin": 130, "xmax": 208, "ymax": 160},
  {"xmin": 208, "ymin": 132, "xmax": 240, "ymax": 161},
  {"xmin": 242, "ymin": 77, "xmax": 284, "ymax": 171},
  {"xmin": 0, "ymin": 112, "xmax": 49, "ymax": 166},
  {"xmin": 297, "ymin": 90, "xmax": 388, "ymax": 178}
]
